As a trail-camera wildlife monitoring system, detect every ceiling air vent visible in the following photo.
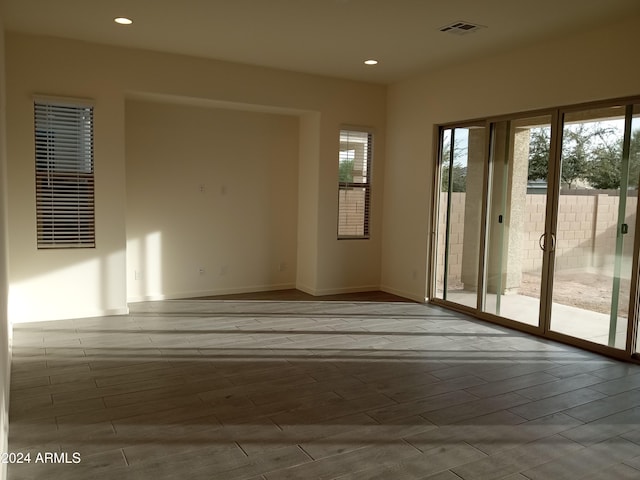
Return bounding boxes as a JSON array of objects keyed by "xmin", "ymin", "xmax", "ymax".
[{"xmin": 439, "ymin": 21, "xmax": 485, "ymax": 35}]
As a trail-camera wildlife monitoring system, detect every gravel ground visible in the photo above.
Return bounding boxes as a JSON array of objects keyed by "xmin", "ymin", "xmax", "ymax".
[{"xmin": 520, "ymin": 270, "xmax": 631, "ymax": 317}]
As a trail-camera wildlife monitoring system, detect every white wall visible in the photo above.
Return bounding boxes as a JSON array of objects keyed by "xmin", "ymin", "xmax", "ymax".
[
  {"xmin": 0, "ymin": 16, "xmax": 10, "ymax": 480},
  {"xmin": 5, "ymin": 33, "xmax": 386, "ymax": 322},
  {"xmin": 126, "ymin": 99, "xmax": 299, "ymax": 300},
  {"xmin": 382, "ymin": 14, "xmax": 640, "ymax": 302},
  {"xmin": 296, "ymin": 112, "xmax": 321, "ymax": 293}
]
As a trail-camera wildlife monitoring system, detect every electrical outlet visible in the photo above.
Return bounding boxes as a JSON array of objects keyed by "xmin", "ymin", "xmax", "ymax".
[
  {"xmin": 278, "ymin": 262, "xmax": 287, "ymax": 272},
  {"xmin": 219, "ymin": 265, "xmax": 228, "ymax": 276},
  {"xmin": 198, "ymin": 267, "xmax": 205, "ymax": 275}
]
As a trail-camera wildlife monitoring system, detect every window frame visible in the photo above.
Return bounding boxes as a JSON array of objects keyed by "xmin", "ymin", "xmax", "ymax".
[
  {"xmin": 337, "ymin": 127, "xmax": 373, "ymax": 240},
  {"xmin": 34, "ymin": 96, "xmax": 96, "ymax": 249}
]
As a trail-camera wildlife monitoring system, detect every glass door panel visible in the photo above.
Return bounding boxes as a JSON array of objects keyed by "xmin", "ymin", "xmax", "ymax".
[
  {"xmin": 434, "ymin": 125, "xmax": 486, "ymax": 308},
  {"xmin": 629, "ymin": 106, "xmax": 640, "ymax": 354},
  {"xmin": 432, "ymin": 99, "xmax": 640, "ymax": 358},
  {"xmin": 549, "ymin": 106, "xmax": 632, "ymax": 348},
  {"xmin": 482, "ymin": 115, "xmax": 552, "ymax": 327},
  {"xmin": 434, "ymin": 129, "xmax": 452, "ymax": 300}
]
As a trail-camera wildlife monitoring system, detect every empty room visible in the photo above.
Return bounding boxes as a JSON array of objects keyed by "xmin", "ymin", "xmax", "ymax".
[{"xmin": 1, "ymin": 1, "xmax": 640, "ymax": 479}]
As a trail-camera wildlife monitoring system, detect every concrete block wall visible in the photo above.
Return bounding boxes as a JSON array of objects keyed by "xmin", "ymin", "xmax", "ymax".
[
  {"xmin": 338, "ymin": 188, "xmax": 368, "ymax": 237},
  {"xmin": 437, "ymin": 191, "xmax": 637, "ymax": 291}
]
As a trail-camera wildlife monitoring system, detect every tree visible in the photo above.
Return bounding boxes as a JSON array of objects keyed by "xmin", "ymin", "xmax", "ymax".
[
  {"xmin": 338, "ymin": 159, "xmax": 354, "ymax": 183},
  {"xmin": 527, "ymin": 123, "xmax": 623, "ymax": 189},
  {"xmin": 440, "ymin": 135, "xmax": 468, "ymax": 192},
  {"xmin": 585, "ymin": 143, "xmax": 621, "ymax": 189},
  {"xmin": 441, "ymin": 162, "xmax": 467, "ymax": 192},
  {"xmin": 528, "ymin": 127, "xmax": 551, "ymax": 182},
  {"xmin": 586, "ymin": 128, "xmax": 640, "ymax": 190},
  {"xmin": 560, "ymin": 124, "xmax": 600, "ymax": 189},
  {"xmin": 629, "ymin": 129, "xmax": 640, "ymax": 189}
]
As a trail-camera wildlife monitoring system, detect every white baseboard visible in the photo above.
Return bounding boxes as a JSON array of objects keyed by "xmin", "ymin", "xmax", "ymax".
[
  {"xmin": 128, "ymin": 283, "xmax": 383, "ymax": 303},
  {"xmin": 296, "ymin": 284, "xmax": 381, "ymax": 297},
  {"xmin": 314, "ymin": 285, "xmax": 381, "ymax": 296},
  {"xmin": 379, "ymin": 285, "xmax": 426, "ymax": 303},
  {"xmin": 104, "ymin": 307, "xmax": 131, "ymax": 316},
  {"xmin": 295, "ymin": 283, "xmax": 315, "ymax": 296},
  {"xmin": 10, "ymin": 306, "xmax": 130, "ymax": 324},
  {"xmin": 127, "ymin": 283, "xmax": 296, "ymax": 303},
  {"xmin": 127, "ymin": 284, "xmax": 423, "ymax": 304}
]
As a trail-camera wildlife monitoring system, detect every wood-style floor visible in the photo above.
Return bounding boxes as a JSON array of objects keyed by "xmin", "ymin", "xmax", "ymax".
[{"xmin": 7, "ymin": 290, "xmax": 640, "ymax": 479}]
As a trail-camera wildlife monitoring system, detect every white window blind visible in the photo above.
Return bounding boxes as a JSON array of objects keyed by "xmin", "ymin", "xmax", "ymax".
[
  {"xmin": 337, "ymin": 129, "xmax": 372, "ymax": 239},
  {"xmin": 35, "ymin": 100, "xmax": 95, "ymax": 248}
]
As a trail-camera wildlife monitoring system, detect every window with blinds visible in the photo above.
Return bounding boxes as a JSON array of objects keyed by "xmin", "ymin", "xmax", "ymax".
[
  {"xmin": 337, "ymin": 129, "xmax": 372, "ymax": 239},
  {"xmin": 35, "ymin": 99, "xmax": 95, "ymax": 248}
]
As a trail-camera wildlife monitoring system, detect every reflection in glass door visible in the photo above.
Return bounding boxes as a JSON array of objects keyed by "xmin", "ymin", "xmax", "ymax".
[
  {"xmin": 482, "ymin": 116, "xmax": 552, "ymax": 327},
  {"xmin": 434, "ymin": 125, "xmax": 486, "ymax": 309},
  {"xmin": 549, "ymin": 105, "xmax": 639, "ymax": 349}
]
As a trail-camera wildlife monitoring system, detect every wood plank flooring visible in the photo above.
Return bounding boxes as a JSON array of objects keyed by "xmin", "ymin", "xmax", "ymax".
[{"xmin": 7, "ymin": 292, "xmax": 640, "ymax": 479}]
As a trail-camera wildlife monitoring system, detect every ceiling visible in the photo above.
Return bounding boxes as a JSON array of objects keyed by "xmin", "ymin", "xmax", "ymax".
[{"xmin": 1, "ymin": 0, "xmax": 639, "ymax": 84}]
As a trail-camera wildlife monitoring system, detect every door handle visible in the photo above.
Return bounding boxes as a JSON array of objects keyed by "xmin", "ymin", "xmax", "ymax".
[{"xmin": 539, "ymin": 233, "xmax": 556, "ymax": 252}]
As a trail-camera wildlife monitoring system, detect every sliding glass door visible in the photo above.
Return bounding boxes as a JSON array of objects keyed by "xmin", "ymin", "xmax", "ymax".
[
  {"xmin": 434, "ymin": 125, "xmax": 486, "ymax": 309},
  {"xmin": 432, "ymin": 98, "xmax": 640, "ymax": 358},
  {"xmin": 549, "ymin": 105, "xmax": 640, "ymax": 349},
  {"xmin": 482, "ymin": 115, "xmax": 553, "ymax": 327}
]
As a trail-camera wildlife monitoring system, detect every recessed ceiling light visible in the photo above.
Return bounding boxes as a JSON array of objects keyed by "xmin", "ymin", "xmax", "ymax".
[
  {"xmin": 364, "ymin": 59, "xmax": 378, "ymax": 65},
  {"xmin": 114, "ymin": 17, "xmax": 133, "ymax": 25}
]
